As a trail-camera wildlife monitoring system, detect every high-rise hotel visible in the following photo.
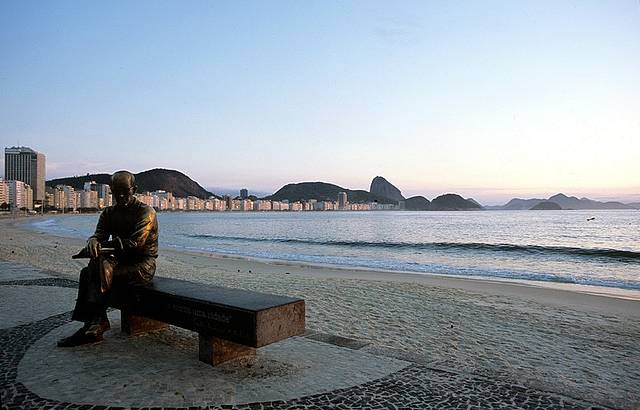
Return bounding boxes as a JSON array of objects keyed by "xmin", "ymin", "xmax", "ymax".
[{"xmin": 4, "ymin": 146, "xmax": 46, "ymax": 202}]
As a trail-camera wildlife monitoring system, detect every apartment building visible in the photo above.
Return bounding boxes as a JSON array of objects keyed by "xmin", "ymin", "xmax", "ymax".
[{"xmin": 4, "ymin": 146, "xmax": 45, "ymax": 203}]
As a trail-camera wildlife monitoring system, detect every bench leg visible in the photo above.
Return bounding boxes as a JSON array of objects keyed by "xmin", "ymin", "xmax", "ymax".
[
  {"xmin": 198, "ymin": 333, "xmax": 256, "ymax": 366},
  {"xmin": 120, "ymin": 310, "xmax": 168, "ymax": 336}
]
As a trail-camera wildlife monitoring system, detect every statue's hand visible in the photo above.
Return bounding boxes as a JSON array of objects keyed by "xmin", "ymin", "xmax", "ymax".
[{"xmin": 86, "ymin": 237, "xmax": 101, "ymax": 259}]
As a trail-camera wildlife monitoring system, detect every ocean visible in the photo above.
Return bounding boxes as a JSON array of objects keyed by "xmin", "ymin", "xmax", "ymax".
[{"xmin": 28, "ymin": 210, "xmax": 640, "ymax": 290}]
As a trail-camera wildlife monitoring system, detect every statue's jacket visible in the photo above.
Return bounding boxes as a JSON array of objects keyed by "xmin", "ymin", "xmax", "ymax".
[{"xmin": 89, "ymin": 198, "xmax": 159, "ymax": 286}]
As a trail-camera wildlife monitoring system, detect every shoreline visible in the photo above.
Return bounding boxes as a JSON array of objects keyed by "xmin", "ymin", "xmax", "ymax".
[
  {"xmin": 1, "ymin": 215, "xmax": 639, "ymax": 408},
  {"xmin": 13, "ymin": 213, "xmax": 640, "ymax": 305},
  {"xmin": 179, "ymin": 248, "xmax": 640, "ymax": 301},
  {"xmin": 165, "ymin": 248, "xmax": 640, "ymax": 316}
]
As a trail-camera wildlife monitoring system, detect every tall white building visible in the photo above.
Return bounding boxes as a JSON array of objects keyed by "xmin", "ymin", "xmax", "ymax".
[
  {"xmin": 52, "ymin": 186, "xmax": 67, "ymax": 210},
  {"xmin": 135, "ymin": 193, "xmax": 154, "ymax": 207},
  {"xmin": 338, "ymin": 192, "xmax": 348, "ymax": 210},
  {"xmin": 253, "ymin": 200, "xmax": 272, "ymax": 211},
  {"xmin": 45, "ymin": 192, "xmax": 54, "ymax": 208},
  {"xmin": 0, "ymin": 179, "xmax": 8, "ymax": 207},
  {"xmin": 213, "ymin": 198, "xmax": 227, "ymax": 211},
  {"xmin": 6, "ymin": 180, "xmax": 33, "ymax": 210},
  {"xmin": 186, "ymin": 196, "xmax": 204, "ymax": 210},
  {"xmin": 97, "ymin": 184, "xmax": 112, "ymax": 208},
  {"xmin": 58, "ymin": 185, "xmax": 77, "ymax": 210},
  {"xmin": 79, "ymin": 190, "xmax": 99, "ymax": 209},
  {"xmin": 82, "ymin": 181, "xmax": 111, "ymax": 208},
  {"xmin": 73, "ymin": 191, "xmax": 81, "ymax": 211},
  {"xmin": 152, "ymin": 190, "xmax": 173, "ymax": 210},
  {"xmin": 4, "ymin": 146, "xmax": 45, "ymax": 203}
]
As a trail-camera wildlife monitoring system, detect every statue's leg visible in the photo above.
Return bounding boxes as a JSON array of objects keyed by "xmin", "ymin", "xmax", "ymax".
[
  {"xmin": 58, "ymin": 260, "xmax": 111, "ymax": 346},
  {"xmin": 71, "ymin": 258, "xmax": 109, "ymax": 325},
  {"xmin": 71, "ymin": 266, "xmax": 95, "ymax": 323},
  {"xmin": 112, "ymin": 257, "xmax": 156, "ymax": 286}
]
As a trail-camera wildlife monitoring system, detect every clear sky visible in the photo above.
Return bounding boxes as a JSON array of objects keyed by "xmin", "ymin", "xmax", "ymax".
[{"xmin": 1, "ymin": 1, "xmax": 638, "ymax": 205}]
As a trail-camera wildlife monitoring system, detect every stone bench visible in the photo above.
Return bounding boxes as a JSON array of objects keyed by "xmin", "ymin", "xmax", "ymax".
[{"xmin": 107, "ymin": 277, "xmax": 305, "ymax": 365}]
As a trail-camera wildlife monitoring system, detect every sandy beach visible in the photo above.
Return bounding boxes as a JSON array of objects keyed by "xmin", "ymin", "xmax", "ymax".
[{"xmin": 1, "ymin": 215, "xmax": 639, "ymax": 409}]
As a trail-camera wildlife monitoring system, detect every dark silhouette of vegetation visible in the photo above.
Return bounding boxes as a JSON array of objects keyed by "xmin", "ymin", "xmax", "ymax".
[{"xmin": 47, "ymin": 168, "xmax": 213, "ymax": 199}]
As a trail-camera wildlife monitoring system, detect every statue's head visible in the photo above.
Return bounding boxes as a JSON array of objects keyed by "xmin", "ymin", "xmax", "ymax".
[{"xmin": 110, "ymin": 170, "xmax": 137, "ymax": 208}]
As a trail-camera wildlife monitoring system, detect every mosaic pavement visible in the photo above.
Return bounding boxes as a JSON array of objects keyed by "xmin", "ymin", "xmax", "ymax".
[{"xmin": 0, "ymin": 261, "xmax": 611, "ymax": 409}]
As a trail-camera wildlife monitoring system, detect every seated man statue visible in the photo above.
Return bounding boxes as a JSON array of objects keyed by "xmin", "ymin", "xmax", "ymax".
[{"xmin": 58, "ymin": 170, "xmax": 159, "ymax": 347}]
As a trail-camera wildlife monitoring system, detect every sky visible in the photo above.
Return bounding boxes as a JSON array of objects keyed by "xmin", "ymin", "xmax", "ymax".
[{"xmin": 1, "ymin": 1, "xmax": 639, "ymax": 205}]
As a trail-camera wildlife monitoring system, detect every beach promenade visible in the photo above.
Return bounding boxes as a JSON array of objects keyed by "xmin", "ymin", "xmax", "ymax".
[{"xmin": 1, "ymin": 217, "xmax": 639, "ymax": 409}]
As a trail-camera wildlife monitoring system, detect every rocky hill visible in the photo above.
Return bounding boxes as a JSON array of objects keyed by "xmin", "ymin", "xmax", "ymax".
[
  {"xmin": 430, "ymin": 194, "xmax": 482, "ymax": 211},
  {"xmin": 530, "ymin": 201, "xmax": 562, "ymax": 210},
  {"xmin": 405, "ymin": 196, "xmax": 431, "ymax": 210},
  {"xmin": 266, "ymin": 182, "xmax": 397, "ymax": 204},
  {"xmin": 491, "ymin": 194, "xmax": 632, "ymax": 210},
  {"xmin": 547, "ymin": 194, "xmax": 630, "ymax": 210},
  {"xmin": 500, "ymin": 198, "xmax": 545, "ymax": 210},
  {"xmin": 466, "ymin": 198, "xmax": 482, "ymax": 207},
  {"xmin": 47, "ymin": 168, "xmax": 213, "ymax": 198},
  {"xmin": 370, "ymin": 176, "xmax": 404, "ymax": 202}
]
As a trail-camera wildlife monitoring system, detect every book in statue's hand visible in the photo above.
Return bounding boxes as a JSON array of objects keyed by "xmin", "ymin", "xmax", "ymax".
[{"xmin": 71, "ymin": 247, "xmax": 117, "ymax": 259}]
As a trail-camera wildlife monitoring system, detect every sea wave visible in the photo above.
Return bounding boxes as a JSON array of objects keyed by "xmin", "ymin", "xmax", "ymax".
[
  {"xmin": 167, "ymin": 242, "xmax": 640, "ymax": 290},
  {"xmin": 183, "ymin": 234, "xmax": 640, "ymax": 262}
]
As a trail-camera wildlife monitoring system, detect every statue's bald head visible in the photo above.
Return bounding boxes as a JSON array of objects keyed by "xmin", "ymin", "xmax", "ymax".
[
  {"xmin": 111, "ymin": 170, "xmax": 137, "ymax": 207},
  {"xmin": 111, "ymin": 170, "xmax": 135, "ymax": 188}
]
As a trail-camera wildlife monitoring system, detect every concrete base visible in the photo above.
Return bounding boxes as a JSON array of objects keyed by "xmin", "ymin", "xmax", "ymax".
[
  {"xmin": 20, "ymin": 314, "xmax": 410, "ymax": 407},
  {"xmin": 199, "ymin": 333, "xmax": 256, "ymax": 365},
  {"xmin": 121, "ymin": 310, "xmax": 168, "ymax": 336}
]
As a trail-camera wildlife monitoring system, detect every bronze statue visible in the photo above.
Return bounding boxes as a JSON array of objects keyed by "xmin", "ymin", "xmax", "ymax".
[{"xmin": 58, "ymin": 170, "xmax": 159, "ymax": 347}]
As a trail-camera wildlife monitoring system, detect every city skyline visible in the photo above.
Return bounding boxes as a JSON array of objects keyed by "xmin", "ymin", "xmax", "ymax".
[
  {"xmin": 2, "ymin": 145, "xmax": 638, "ymax": 211},
  {"xmin": 2, "ymin": 147, "xmax": 639, "ymax": 207},
  {"xmin": 1, "ymin": 1, "xmax": 638, "ymax": 205}
]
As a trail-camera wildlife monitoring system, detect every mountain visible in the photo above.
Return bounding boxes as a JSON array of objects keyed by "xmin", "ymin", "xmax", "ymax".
[
  {"xmin": 47, "ymin": 168, "xmax": 214, "ymax": 198},
  {"xmin": 547, "ymin": 193, "xmax": 631, "ymax": 210},
  {"xmin": 369, "ymin": 176, "xmax": 404, "ymax": 202},
  {"xmin": 266, "ymin": 182, "xmax": 397, "ymax": 204},
  {"xmin": 494, "ymin": 194, "xmax": 632, "ymax": 210},
  {"xmin": 530, "ymin": 201, "xmax": 562, "ymax": 210},
  {"xmin": 466, "ymin": 198, "xmax": 482, "ymax": 208},
  {"xmin": 405, "ymin": 196, "xmax": 431, "ymax": 210},
  {"xmin": 627, "ymin": 202, "xmax": 640, "ymax": 209},
  {"xmin": 431, "ymin": 194, "xmax": 482, "ymax": 211},
  {"xmin": 501, "ymin": 198, "xmax": 545, "ymax": 210}
]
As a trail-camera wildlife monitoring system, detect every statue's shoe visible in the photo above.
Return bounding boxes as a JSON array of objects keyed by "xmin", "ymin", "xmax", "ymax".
[
  {"xmin": 84, "ymin": 321, "xmax": 109, "ymax": 338},
  {"xmin": 57, "ymin": 327, "xmax": 103, "ymax": 347}
]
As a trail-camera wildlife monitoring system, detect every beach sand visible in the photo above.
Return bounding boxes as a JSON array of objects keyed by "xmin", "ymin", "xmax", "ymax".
[{"xmin": 1, "ymin": 215, "xmax": 639, "ymax": 409}]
